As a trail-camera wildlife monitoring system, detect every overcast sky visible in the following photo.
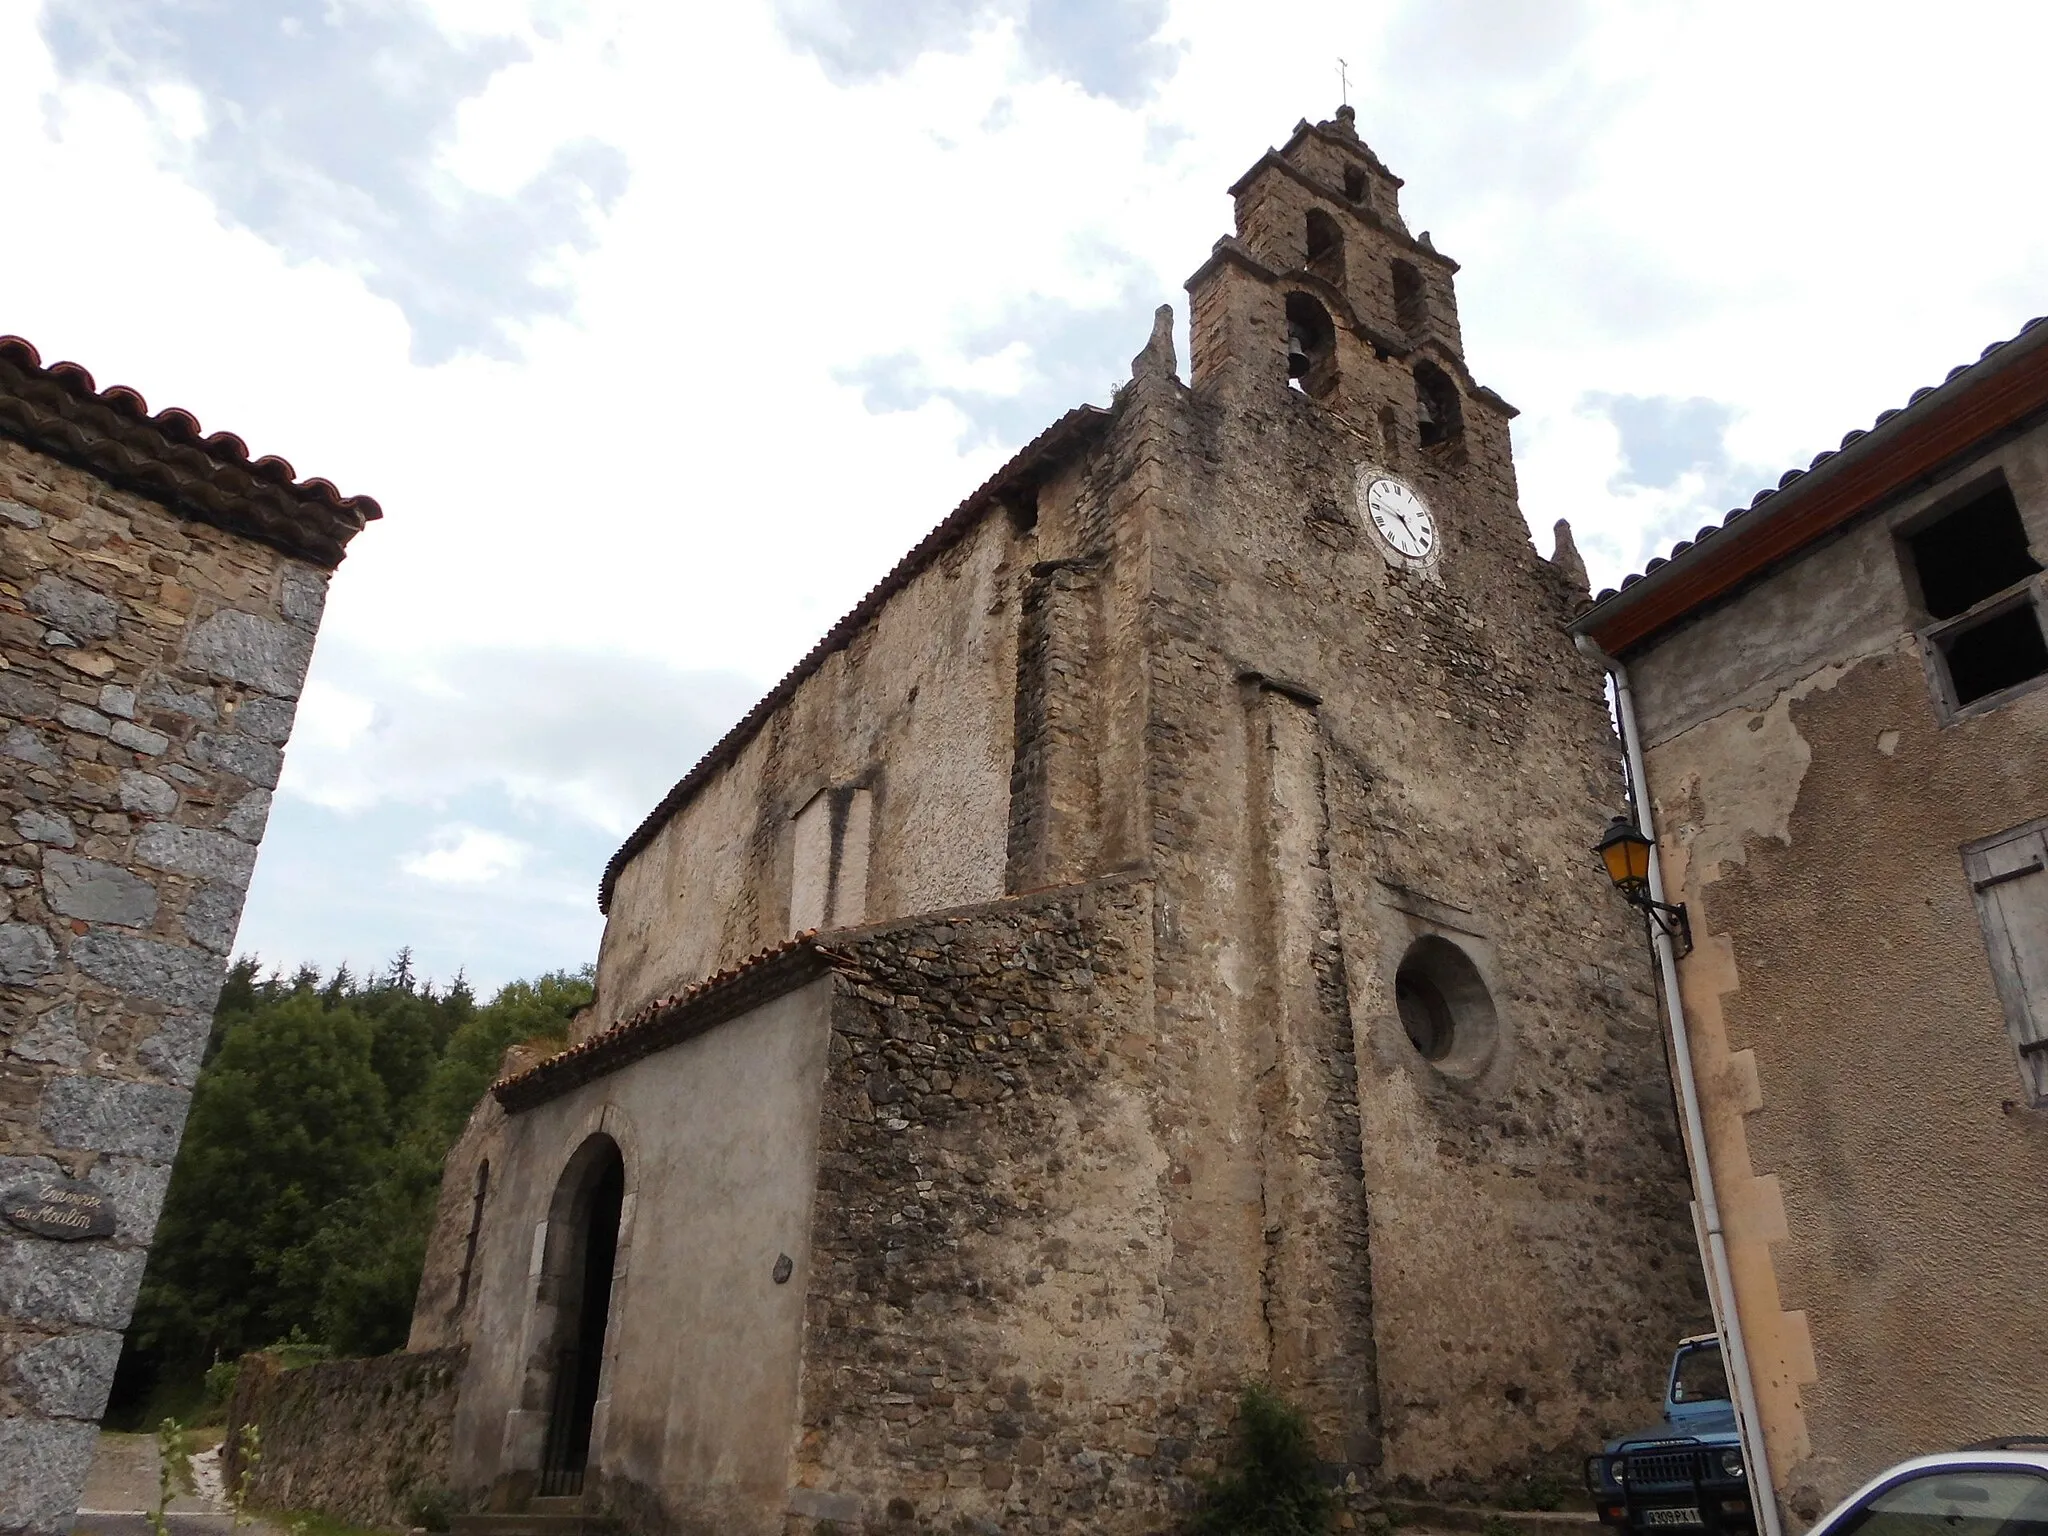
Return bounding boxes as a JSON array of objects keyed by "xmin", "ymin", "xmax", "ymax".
[{"xmin": 5, "ymin": 0, "xmax": 2043, "ymax": 991}]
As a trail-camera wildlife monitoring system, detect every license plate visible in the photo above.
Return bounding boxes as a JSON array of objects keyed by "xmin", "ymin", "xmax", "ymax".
[{"xmin": 1643, "ymin": 1510, "xmax": 1704, "ymax": 1527}]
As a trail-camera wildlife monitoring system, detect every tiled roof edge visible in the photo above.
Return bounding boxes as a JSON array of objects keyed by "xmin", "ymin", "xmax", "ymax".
[
  {"xmin": 503, "ymin": 870, "xmax": 1149, "ymax": 1110},
  {"xmin": 1572, "ymin": 315, "xmax": 2048, "ymax": 651},
  {"xmin": 595, "ymin": 402, "xmax": 1114, "ymax": 913},
  {"xmin": 493, "ymin": 934, "xmax": 835, "ymax": 1111},
  {"xmin": 0, "ymin": 336, "xmax": 382, "ymax": 569}
]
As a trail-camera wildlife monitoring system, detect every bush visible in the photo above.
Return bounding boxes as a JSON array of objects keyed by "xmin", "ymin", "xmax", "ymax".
[
  {"xmin": 406, "ymin": 1488, "xmax": 454, "ymax": 1532},
  {"xmin": 265, "ymin": 1327, "xmax": 333, "ymax": 1371},
  {"xmin": 1190, "ymin": 1382, "xmax": 1336, "ymax": 1535},
  {"xmin": 198, "ymin": 1359, "xmax": 240, "ymax": 1425}
]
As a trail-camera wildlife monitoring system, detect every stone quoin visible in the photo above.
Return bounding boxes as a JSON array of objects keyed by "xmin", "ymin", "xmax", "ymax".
[{"xmin": 0, "ymin": 335, "xmax": 378, "ymax": 1536}]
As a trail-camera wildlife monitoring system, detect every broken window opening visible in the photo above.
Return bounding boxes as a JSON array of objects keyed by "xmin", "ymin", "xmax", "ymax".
[
  {"xmin": 1392, "ymin": 259, "xmax": 1427, "ymax": 336},
  {"xmin": 1305, "ymin": 209, "xmax": 1345, "ymax": 287},
  {"xmin": 1415, "ymin": 362, "xmax": 1462, "ymax": 450},
  {"xmin": 1344, "ymin": 166, "xmax": 1369, "ymax": 204},
  {"xmin": 1285, "ymin": 292, "xmax": 1338, "ymax": 400},
  {"xmin": 1939, "ymin": 597, "xmax": 2048, "ymax": 707},
  {"xmin": 1907, "ymin": 478, "xmax": 2048, "ymax": 713},
  {"xmin": 1908, "ymin": 481, "xmax": 2042, "ymax": 619}
]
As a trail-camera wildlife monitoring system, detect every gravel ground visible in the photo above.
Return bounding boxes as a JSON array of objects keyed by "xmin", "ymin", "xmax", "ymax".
[{"xmin": 72, "ymin": 1432, "xmax": 278, "ymax": 1536}]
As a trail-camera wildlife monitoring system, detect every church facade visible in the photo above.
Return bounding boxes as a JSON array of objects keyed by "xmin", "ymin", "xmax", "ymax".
[{"xmin": 409, "ymin": 110, "xmax": 1705, "ymax": 1535}]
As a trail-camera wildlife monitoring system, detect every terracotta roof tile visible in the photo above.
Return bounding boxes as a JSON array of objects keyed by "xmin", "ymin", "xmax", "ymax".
[
  {"xmin": 493, "ymin": 932, "xmax": 842, "ymax": 1110},
  {"xmin": 1586, "ymin": 316, "xmax": 2048, "ymax": 611},
  {"xmin": 0, "ymin": 335, "xmax": 380, "ymax": 569},
  {"xmin": 595, "ymin": 402, "xmax": 1112, "ymax": 913}
]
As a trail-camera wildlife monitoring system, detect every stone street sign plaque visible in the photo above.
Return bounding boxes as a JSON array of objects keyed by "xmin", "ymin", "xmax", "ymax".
[{"xmin": 2, "ymin": 1177, "xmax": 116, "ymax": 1241}]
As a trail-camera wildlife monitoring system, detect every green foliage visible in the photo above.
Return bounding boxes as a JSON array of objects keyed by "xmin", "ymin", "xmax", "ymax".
[
  {"xmin": 1190, "ymin": 1382, "xmax": 1336, "ymax": 1536},
  {"xmin": 229, "ymin": 1423, "xmax": 263, "ymax": 1529},
  {"xmin": 1498, "ymin": 1473, "xmax": 1576, "ymax": 1513},
  {"xmin": 149, "ymin": 1418, "xmax": 196, "ymax": 1536},
  {"xmin": 406, "ymin": 1487, "xmax": 455, "ymax": 1532},
  {"xmin": 124, "ymin": 954, "xmax": 590, "ymax": 1392},
  {"xmin": 198, "ymin": 1358, "xmax": 241, "ymax": 1424}
]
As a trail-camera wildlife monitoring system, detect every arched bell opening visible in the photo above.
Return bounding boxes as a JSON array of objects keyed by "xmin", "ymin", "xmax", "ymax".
[
  {"xmin": 1414, "ymin": 361, "xmax": 1464, "ymax": 452},
  {"xmin": 535, "ymin": 1134, "xmax": 626, "ymax": 1497},
  {"xmin": 1285, "ymin": 292, "xmax": 1339, "ymax": 401},
  {"xmin": 1305, "ymin": 208, "xmax": 1346, "ymax": 287},
  {"xmin": 1392, "ymin": 259, "xmax": 1427, "ymax": 337}
]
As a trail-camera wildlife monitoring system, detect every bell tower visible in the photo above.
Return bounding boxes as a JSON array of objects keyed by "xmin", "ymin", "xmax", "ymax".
[
  {"xmin": 1186, "ymin": 105, "xmax": 1514, "ymax": 487},
  {"xmin": 1140, "ymin": 108, "xmax": 1701, "ymax": 1495}
]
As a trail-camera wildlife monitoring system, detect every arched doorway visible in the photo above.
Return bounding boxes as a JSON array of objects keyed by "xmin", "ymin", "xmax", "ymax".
[{"xmin": 537, "ymin": 1135, "xmax": 625, "ymax": 1496}]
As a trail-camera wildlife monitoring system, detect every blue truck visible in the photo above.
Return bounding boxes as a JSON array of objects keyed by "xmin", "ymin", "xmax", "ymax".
[{"xmin": 1586, "ymin": 1334, "xmax": 1755, "ymax": 1534}]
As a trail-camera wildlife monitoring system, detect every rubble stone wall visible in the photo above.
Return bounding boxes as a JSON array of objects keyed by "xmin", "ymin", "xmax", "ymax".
[
  {"xmin": 791, "ymin": 876, "xmax": 1212, "ymax": 1536},
  {"xmin": 225, "ymin": 1348, "xmax": 468, "ymax": 1528},
  {"xmin": 0, "ymin": 433, "xmax": 343, "ymax": 1535}
]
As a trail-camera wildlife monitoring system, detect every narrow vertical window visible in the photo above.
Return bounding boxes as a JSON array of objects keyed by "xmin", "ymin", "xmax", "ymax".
[
  {"xmin": 1344, "ymin": 166, "xmax": 1369, "ymax": 205},
  {"xmin": 1392, "ymin": 259, "xmax": 1427, "ymax": 335},
  {"xmin": 1305, "ymin": 209, "xmax": 1345, "ymax": 287},
  {"xmin": 1415, "ymin": 362, "xmax": 1462, "ymax": 450},
  {"xmin": 456, "ymin": 1158, "xmax": 489, "ymax": 1312}
]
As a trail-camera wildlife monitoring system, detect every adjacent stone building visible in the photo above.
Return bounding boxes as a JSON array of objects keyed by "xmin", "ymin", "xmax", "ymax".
[
  {"xmin": 1572, "ymin": 316, "xmax": 2048, "ymax": 1528},
  {"xmin": 410, "ymin": 110, "xmax": 1706, "ymax": 1534},
  {"xmin": 0, "ymin": 336, "xmax": 377, "ymax": 1535}
]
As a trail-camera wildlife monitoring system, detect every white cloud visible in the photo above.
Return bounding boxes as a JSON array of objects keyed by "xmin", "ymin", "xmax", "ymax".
[
  {"xmin": 9, "ymin": 0, "xmax": 2048, "ymax": 983},
  {"xmin": 402, "ymin": 825, "xmax": 532, "ymax": 884}
]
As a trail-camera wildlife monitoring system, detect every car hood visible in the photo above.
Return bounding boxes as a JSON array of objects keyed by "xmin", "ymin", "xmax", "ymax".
[{"xmin": 1604, "ymin": 1405, "xmax": 1741, "ymax": 1453}]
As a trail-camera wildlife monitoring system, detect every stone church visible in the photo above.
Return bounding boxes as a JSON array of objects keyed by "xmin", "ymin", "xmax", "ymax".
[{"xmin": 407, "ymin": 109, "xmax": 1705, "ymax": 1535}]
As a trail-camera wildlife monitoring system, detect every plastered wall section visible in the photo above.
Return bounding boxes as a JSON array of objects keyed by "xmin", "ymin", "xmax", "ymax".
[
  {"xmin": 1155, "ymin": 232, "xmax": 1707, "ymax": 1490},
  {"xmin": 1630, "ymin": 420, "xmax": 2048, "ymax": 1523},
  {"xmin": 592, "ymin": 498, "xmax": 1065, "ymax": 1029},
  {"xmin": 0, "ymin": 437, "xmax": 328, "ymax": 1535},
  {"xmin": 442, "ymin": 978, "xmax": 833, "ymax": 1536}
]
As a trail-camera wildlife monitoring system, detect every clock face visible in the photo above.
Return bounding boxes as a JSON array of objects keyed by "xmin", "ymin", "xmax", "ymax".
[{"xmin": 1364, "ymin": 476, "xmax": 1437, "ymax": 561}]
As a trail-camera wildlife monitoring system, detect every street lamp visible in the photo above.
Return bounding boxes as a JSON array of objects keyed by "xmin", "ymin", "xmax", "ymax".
[{"xmin": 1594, "ymin": 815, "xmax": 1692, "ymax": 956}]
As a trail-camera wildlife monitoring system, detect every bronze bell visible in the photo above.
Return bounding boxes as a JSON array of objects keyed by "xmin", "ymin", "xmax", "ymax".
[{"xmin": 1286, "ymin": 322, "xmax": 1312, "ymax": 379}]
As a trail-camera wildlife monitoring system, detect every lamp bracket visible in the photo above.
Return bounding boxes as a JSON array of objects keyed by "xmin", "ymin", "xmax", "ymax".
[{"xmin": 1627, "ymin": 893, "xmax": 1692, "ymax": 958}]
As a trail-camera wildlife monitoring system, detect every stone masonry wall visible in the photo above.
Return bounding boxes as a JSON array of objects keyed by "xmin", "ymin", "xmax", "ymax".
[
  {"xmin": 225, "ymin": 1348, "xmax": 468, "ymax": 1528},
  {"xmin": 1153, "ymin": 115, "xmax": 1707, "ymax": 1494},
  {"xmin": 0, "ymin": 434, "xmax": 342, "ymax": 1535},
  {"xmin": 790, "ymin": 876, "xmax": 1237, "ymax": 1536}
]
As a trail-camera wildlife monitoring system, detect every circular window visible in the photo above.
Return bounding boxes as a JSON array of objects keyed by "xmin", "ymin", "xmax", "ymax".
[
  {"xmin": 1397, "ymin": 970, "xmax": 1455, "ymax": 1060},
  {"xmin": 1392, "ymin": 935, "xmax": 1501, "ymax": 1079}
]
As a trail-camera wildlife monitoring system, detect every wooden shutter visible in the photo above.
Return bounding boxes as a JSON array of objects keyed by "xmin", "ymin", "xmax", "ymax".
[{"xmin": 1965, "ymin": 819, "xmax": 2048, "ymax": 1106}]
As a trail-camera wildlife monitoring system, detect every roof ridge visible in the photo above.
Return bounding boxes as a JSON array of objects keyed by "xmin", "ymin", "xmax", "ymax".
[
  {"xmin": 493, "ymin": 931, "xmax": 836, "ymax": 1109},
  {"xmin": 1589, "ymin": 315, "xmax": 2048, "ymax": 607},
  {"xmin": 594, "ymin": 402, "xmax": 1114, "ymax": 913}
]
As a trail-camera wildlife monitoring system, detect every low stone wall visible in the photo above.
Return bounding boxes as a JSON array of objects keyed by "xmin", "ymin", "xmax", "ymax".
[{"xmin": 225, "ymin": 1347, "xmax": 467, "ymax": 1529}]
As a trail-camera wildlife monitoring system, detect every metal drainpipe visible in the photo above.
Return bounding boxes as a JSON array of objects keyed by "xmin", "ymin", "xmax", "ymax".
[{"xmin": 1576, "ymin": 634, "xmax": 1785, "ymax": 1536}]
